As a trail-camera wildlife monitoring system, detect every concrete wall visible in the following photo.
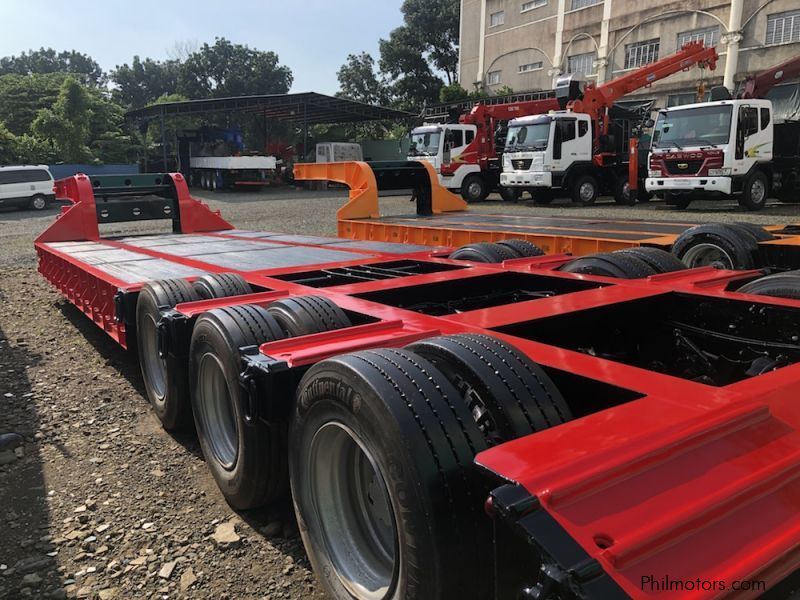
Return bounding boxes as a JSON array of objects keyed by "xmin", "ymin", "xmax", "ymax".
[{"xmin": 459, "ymin": 0, "xmax": 800, "ymax": 107}]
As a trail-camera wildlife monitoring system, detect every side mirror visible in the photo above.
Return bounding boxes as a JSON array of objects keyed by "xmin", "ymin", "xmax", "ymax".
[{"xmin": 643, "ymin": 118, "xmax": 655, "ymax": 129}]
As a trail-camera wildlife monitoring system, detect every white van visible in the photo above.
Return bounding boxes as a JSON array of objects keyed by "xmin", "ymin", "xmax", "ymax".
[
  {"xmin": 0, "ymin": 165, "xmax": 56, "ymax": 211},
  {"xmin": 315, "ymin": 143, "xmax": 363, "ymax": 163}
]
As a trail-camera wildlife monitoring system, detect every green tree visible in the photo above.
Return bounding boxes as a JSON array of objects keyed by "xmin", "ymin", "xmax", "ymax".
[
  {"xmin": 0, "ymin": 48, "xmax": 104, "ymax": 86},
  {"xmin": 32, "ymin": 77, "xmax": 93, "ymax": 162},
  {"xmin": 399, "ymin": 0, "xmax": 459, "ymax": 84},
  {"xmin": 438, "ymin": 82, "xmax": 482, "ymax": 103},
  {"xmin": 177, "ymin": 38, "xmax": 292, "ymax": 99},
  {"xmin": 0, "ymin": 73, "xmax": 65, "ymax": 134},
  {"xmin": 336, "ymin": 53, "xmax": 390, "ymax": 106},
  {"xmin": 110, "ymin": 56, "xmax": 181, "ymax": 108},
  {"xmin": 379, "ymin": 25, "xmax": 443, "ymax": 110}
]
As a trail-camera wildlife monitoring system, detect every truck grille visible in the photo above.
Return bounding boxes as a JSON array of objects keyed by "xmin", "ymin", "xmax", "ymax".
[
  {"xmin": 512, "ymin": 159, "xmax": 532, "ymax": 170},
  {"xmin": 664, "ymin": 160, "xmax": 703, "ymax": 175}
]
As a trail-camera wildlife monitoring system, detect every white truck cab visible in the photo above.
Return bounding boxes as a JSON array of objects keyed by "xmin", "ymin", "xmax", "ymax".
[
  {"xmin": 500, "ymin": 112, "xmax": 593, "ymax": 193},
  {"xmin": 646, "ymin": 99, "xmax": 774, "ymax": 209},
  {"xmin": 408, "ymin": 123, "xmax": 477, "ymax": 191}
]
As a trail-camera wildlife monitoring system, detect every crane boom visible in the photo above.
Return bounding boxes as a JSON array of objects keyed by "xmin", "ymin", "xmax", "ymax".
[
  {"xmin": 567, "ymin": 41, "xmax": 719, "ymax": 137},
  {"xmin": 739, "ymin": 54, "xmax": 800, "ymax": 99}
]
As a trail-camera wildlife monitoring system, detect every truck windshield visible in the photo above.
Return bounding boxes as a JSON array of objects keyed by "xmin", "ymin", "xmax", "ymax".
[
  {"xmin": 653, "ymin": 105, "xmax": 733, "ymax": 149},
  {"xmin": 409, "ymin": 130, "xmax": 441, "ymax": 156},
  {"xmin": 506, "ymin": 123, "xmax": 550, "ymax": 151}
]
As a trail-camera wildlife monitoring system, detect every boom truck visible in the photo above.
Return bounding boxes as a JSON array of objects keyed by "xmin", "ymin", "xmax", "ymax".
[
  {"xmin": 646, "ymin": 54, "xmax": 800, "ymax": 210},
  {"xmin": 500, "ymin": 41, "xmax": 719, "ymax": 205},
  {"xmin": 408, "ymin": 91, "xmax": 576, "ymax": 202}
]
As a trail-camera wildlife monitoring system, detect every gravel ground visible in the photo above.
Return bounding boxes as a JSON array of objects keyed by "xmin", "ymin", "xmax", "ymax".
[{"xmin": 1, "ymin": 186, "xmax": 799, "ymax": 600}]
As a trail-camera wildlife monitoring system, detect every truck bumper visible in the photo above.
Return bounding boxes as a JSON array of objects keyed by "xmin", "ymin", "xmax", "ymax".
[
  {"xmin": 500, "ymin": 172, "xmax": 551, "ymax": 187},
  {"xmin": 646, "ymin": 176, "xmax": 732, "ymax": 196}
]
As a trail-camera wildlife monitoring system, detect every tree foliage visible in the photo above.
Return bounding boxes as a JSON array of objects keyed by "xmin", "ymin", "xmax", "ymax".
[
  {"xmin": 0, "ymin": 48, "xmax": 104, "ymax": 86},
  {"xmin": 336, "ymin": 53, "xmax": 389, "ymax": 106},
  {"xmin": 32, "ymin": 77, "xmax": 93, "ymax": 163},
  {"xmin": 111, "ymin": 57, "xmax": 181, "ymax": 109}
]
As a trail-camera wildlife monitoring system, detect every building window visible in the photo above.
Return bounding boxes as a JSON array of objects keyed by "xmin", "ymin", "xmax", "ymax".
[
  {"xmin": 487, "ymin": 70, "xmax": 502, "ymax": 85},
  {"xmin": 519, "ymin": 61, "xmax": 544, "ymax": 73},
  {"xmin": 624, "ymin": 38, "xmax": 660, "ymax": 69},
  {"xmin": 570, "ymin": 0, "xmax": 602, "ymax": 10},
  {"xmin": 567, "ymin": 52, "xmax": 595, "ymax": 75},
  {"xmin": 677, "ymin": 26, "xmax": 720, "ymax": 49},
  {"xmin": 521, "ymin": 0, "xmax": 547, "ymax": 11},
  {"xmin": 766, "ymin": 10, "xmax": 800, "ymax": 45},
  {"xmin": 489, "ymin": 10, "xmax": 505, "ymax": 27}
]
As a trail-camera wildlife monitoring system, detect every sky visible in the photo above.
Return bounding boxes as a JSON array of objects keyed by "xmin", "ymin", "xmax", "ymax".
[{"xmin": 1, "ymin": 0, "xmax": 404, "ymax": 94}]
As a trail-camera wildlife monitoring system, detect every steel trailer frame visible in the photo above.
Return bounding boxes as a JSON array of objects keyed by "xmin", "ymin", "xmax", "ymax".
[{"xmin": 35, "ymin": 171, "xmax": 800, "ymax": 599}]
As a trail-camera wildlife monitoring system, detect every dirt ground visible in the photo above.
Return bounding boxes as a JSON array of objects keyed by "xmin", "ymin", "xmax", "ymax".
[{"xmin": 1, "ymin": 186, "xmax": 800, "ymax": 600}]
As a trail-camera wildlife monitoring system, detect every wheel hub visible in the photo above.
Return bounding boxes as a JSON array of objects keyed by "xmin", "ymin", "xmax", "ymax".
[
  {"xmin": 580, "ymin": 182, "xmax": 595, "ymax": 202},
  {"xmin": 197, "ymin": 353, "xmax": 238, "ymax": 469},
  {"xmin": 681, "ymin": 243, "xmax": 734, "ymax": 270}
]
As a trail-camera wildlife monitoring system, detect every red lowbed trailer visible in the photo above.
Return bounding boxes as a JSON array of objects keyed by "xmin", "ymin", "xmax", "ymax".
[{"xmin": 36, "ymin": 170, "xmax": 800, "ymax": 599}]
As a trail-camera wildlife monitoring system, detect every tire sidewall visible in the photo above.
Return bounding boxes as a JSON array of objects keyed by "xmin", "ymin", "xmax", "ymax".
[
  {"xmin": 741, "ymin": 171, "xmax": 768, "ymax": 211},
  {"xmin": 571, "ymin": 175, "xmax": 598, "ymax": 205},
  {"xmin": 189, "ymin": 317, "xmax": 270, "ymax": 509},
  {"xmin": 291, "ymin": 366, "xmax": 438, "ymax": 600}
]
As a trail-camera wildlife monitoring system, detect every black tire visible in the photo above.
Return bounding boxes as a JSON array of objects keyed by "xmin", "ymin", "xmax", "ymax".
[
  {"xmin": 637, "ymin": 188, "xmax": 653, "ymax": 203},
  {"xmin": 449, "ymin": 242, "xmax": 507, "ymax": 263},
  {"xmin": 530, "ymin": 189, "xmax": 554, "ymax": 205},
  {"xmin": 615, "ymin": 247, "xmax": 686, "ymax": 274},
  {"xmin": 499, "ymin": 186, "xmax": 521, "ymax": 202},
  {"xmin": 738, "ymin": 171, "xmax": 769, "ymax": 211},
  {"xmin": 267, "ymin": 295, "xmax": 351, "ymax": 337},
  {"xmin": 671, "ymin": 224, "xmax": 759, "ymax": 270},
  {"xmin": 29, "ymin": 194, "xmax": 48, "ymax": 211},
  {"xmin": 665, "ymin": 192, "xmax": 691, "ymax": 209},
  {"xmin": 613, "ymin": 178, "xmax": 636, "ymax": 206},
  {"xmin": 460, "ymin": 175, "xmax": 489, "ymax": 203},
  {"xmin": 192, "ymin": 273, "xmax": 253, "ymax": 300},
  {"xmin": 291, "ymin": 348, "xmax": 491, "ymax": 600},
  {"xmin": 561, "ymin": 252, "xmax": 657, "ymax": 279},
  {"xmin": 737, "ymin": 271, "xmax": 800, "ymax": 299},
  {"xmin": 136, "ymin": 278, "xmax": 200, "ymax": 430},
  {"xmin": 189, "ymin": 304, "xmax": 287, "ymax": 509},
  {"xmin": 495, "ymin": 239, "xmax": 545, "ymax": 258},
  {"xmin": 570, "ymin": 174, "xmax": 599, "ymax": 205},
  {"xmin": 408, "ymin": 334, "xmax": 571, "ymax": 445},
  {"xmin": 729, "ymin": 222, "xmax": 774, "ymax": 242}
]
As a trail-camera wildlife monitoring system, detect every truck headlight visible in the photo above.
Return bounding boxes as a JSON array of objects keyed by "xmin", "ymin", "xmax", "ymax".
[
  {"xmin": 648, "ymin": 169, "xmax": 661, "ymax": 178},
  {"xmin": 503, "ymin": 155, "xmax": 511, "ymax": 169},
  {"xmin": 708, "ymin": 168, "xmax": 731, "ymax": 176}
]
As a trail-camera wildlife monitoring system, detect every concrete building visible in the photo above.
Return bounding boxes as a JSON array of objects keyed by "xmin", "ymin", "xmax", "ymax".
[{"xmin": 458, "ymin": 0, "xmax": 800, "ymax": 109}]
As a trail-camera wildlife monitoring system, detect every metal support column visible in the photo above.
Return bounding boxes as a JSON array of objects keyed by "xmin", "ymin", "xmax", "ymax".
[
  {"xmin": 160, "ymin": 108, "xmax": 168, "ymax": 172},
  {"xmin": 303, "ymin": 102, "xmax": 308, "ymax": 161},
  {"xmin": 723, "ymin": 0, "xmax": 744, "ymax": 92}
]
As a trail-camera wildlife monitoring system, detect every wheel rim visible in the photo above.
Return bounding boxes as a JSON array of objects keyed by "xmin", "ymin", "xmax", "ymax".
[
  {"xmin": 681, "ymin": 243, "xmax": 734, "ymax": 269},
  {"xmin": 140, "ymin": 313, "xmax": 168, "ymax": 403},
  {"xmin": 579, "ymin": 182, "xmax": 595, "ymax": 202},
  {"xmin": 197, "ymin": 353, "xmax": 238, "ymax": 469},
  {"xmin": 750, "ymin": 179, "xmax": 766, "ymax": 205},
  {"xmin": 32, "ymin": 196, "xmax": 46, "ymax": 209},
  {"xmin": 467, "ymin": 181, "xmax": 482, "ymax": 199},
  {"xmin": 620, "ymin": 183, "xmax": 631, "ymax": 203},
  {"xmin": 309, "ymin": 422, "xmax": 398, "ymax": 600}
]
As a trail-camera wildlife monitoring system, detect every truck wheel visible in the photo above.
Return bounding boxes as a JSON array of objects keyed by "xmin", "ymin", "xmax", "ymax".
[
  {"xmin": 738, "ymin": 171, "xmax": 769, "ymax": 211},
  {"xmin": 613, "ymin": 179, "xmax": 636, "ymax": 206},
  {"xmin": 136, "ymin": 278, "xmax": 200, "ymax": 430},
  {"xmin": 460, "ymin": 175, "xmax": 489, "ymax": 203},
  {"xmin": 530, "ymin": 189, "xmax": 553, "ymax": 204},
  {"xmin": 730, "ymin": 222, "xmax": 774, "ymax": 242},
  {"xmin": 570, "ymin": 174, "xmax": 599, "ymax": 205},
  {"xmin": 737, "ymin": 271, "xmax": 800, "ymax": 299},
  {"xmin": 210, "ymin": 172, "xmax": 218, "ymax": 192},
  {"xmin": 267, "ymin": 296, "xmax": 351, "ymax": 337},
  {"xmin": 664, "ymin": 193, "xmax": 691, "ymax": 209},
  {"xmin": 449, "ymin": 242, "xmax": 515, "ymax": 263},
  {"xmin": 189, "ymin": 304, "xmax": 287, "ymax": 509},
  {"xmin": 499, "ymin": 187, "xmax": 521, "ymax": 202},
  {"xmin": 408, "ymin": 334, "xmax": 572, "ymax": 445},
  {"xmin": 561, "ymin": 252, "xmax": 657, "ymax": 279},
  {"xmin": 291, "ymin": 348, "xmax": 491, "ymax": 600},
  {"xmin": 671, "ymin": 224, "xmax": 759, "ymax": 270},
  {"xmin": 615, "ymin": 247, "xmax": 686, "ymax": 274},
  {"xmin": 495, "ymin": 239, "xmax": 544, "ymax": 258},
  {"xmin": 192, "ymin": 273, "xmax": 253, "ymax": 300}
]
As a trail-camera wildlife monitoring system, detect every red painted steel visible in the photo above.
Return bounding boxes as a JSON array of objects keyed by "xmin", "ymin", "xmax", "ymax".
[{"xmin": 36, "ymin": 174, "xmax": 800, "ymax": 597}]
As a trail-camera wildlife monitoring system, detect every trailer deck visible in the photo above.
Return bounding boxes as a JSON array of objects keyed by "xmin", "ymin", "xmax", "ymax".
[{"xmin": 35, "ymin": 171, "xmax": 800, "ymax": 599}]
